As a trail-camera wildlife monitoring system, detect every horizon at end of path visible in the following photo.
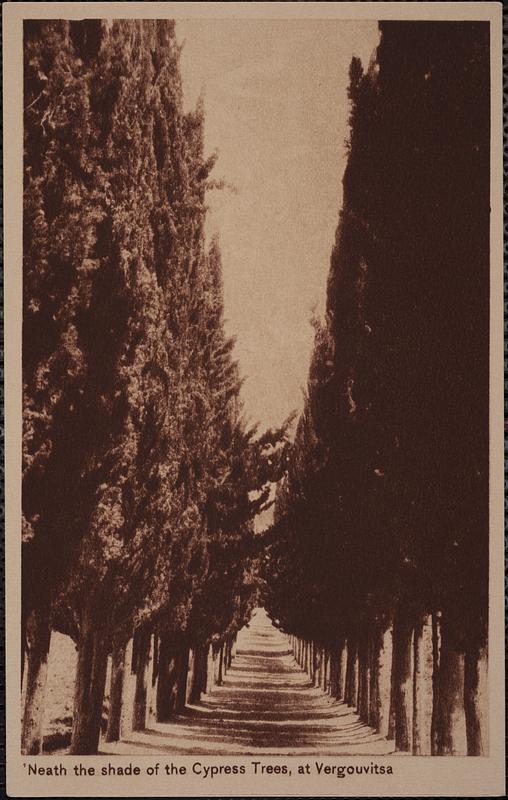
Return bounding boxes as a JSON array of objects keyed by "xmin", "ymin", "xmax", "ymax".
[{"xmin": 100, "ymin": 608, "xmax": 398, "ymax": 756}]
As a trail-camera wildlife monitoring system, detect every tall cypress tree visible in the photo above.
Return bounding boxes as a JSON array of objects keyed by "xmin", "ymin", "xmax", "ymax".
[
  {"xmin": 22, "ymin": 19, "xmax": 108, "ymax": 754},
  {"xmin": 22, "ymin": 19, "xmax": 217, "ymax": 755}
]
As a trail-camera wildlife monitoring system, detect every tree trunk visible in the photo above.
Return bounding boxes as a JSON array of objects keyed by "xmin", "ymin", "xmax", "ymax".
[
  {"xmin": 217, "ymin": 644, "xmax": 224, "ymax": 685},
  {"xmin": 132, "ymin": 628, "xmax": 151, "ymax": 731},
  {"xmin": 21, "ymin": 603, "xmax": 51, "ymax": 755},
  {"xmin": 338, "ymin": 640, "xmax": 347, "ymax": 700},
  {"xmin": 156, "ymin": 633, "xmax": 179, "ymax": 722},
  {"xmin": 412, "ymin": 616, "xmax": 424, "ymax": 755},
  {"xmin": 146, "ymin": 634, "xmax": 157, "ymax": 725},
  {"xmin": 70, "ymin": 607, "xmax": 109, "ymax": 755},
  {"xmin": 357, "ymin": 624, "xmax": 370, "ymax": 723},
  {"xmin": 223, "ymin": 638, "xmax": 230, "ymax": 672},
  {"xmin": 316, "ymin": 645, "xmax": 324, "ymax": 688},
  {"xmin": 464, "ymin": 642, "xmax": 487, "ymax": 755},
  {"xmin": 430, "ymin": 611, "xmax": 441, "ymax": 754},
  {"xmin": 369, "ymin": 625, "xmax": 382, "ymax": 730},
  {"xmin": 21, "ymin": 609, "xmax": 28, "ymax": 691},
  {"xmin": 189, "ymin": 645, "xmax": 207, "ymax": 704},
  {"xmin": 105, "ymin": 638, "xmax": 126, "ymax": 742},
  {"xmin": 323, "ymin": 650, "xmax": 330, "ymax": 692},
  {"xmin": 225, "ymin": 640, "xmax": 230, "ymax": 673},
  {"xmin": 393, "ymin": 608, "xmax": 413, "ymax": 752},
  {"xmin": 438, "ymin": 615, "xmax": 466, "ymax": 755},
  {"xmin": 329, "ymin": 648, "xmax": 339, "ymax": 698},
  {"xmin": 206, "ymin": 646, "xmax": 215, "ymax": 693},
  {"xmin": 225, "ymin": 637, "xmax": 233, "ymax": 670},
  {"xmin": 151, "ymin": 635, "xmax": 159, "ymax": 689},
  {"xmin": 175, "ymin": 642, "xmax": 189, "ymax": 713},
  {"xmin": 201, "ymin": 647, "xmax": 209, "ymax": 695},
  {"xmin": 373, "ymin": 624, "xmax": 391, "ymax": 736},
  {"xmin": 345, "ymin": 634, "xmax": 358, "ymax": 706},
  {"xmin": 387, "ymin": 622, "xmax": 397, "ymax": 740},
  {"xmin": 345, "ymin": 639, "xmax": 353, "ymax": 705}
]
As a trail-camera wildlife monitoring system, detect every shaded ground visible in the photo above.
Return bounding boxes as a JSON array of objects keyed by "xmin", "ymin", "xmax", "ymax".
[{"xmin": 101, "ymin": 609, "xmax": 396, "ymax": 756}]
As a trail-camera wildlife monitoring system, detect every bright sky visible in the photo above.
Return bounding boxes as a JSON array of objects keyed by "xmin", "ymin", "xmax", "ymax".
[{"xmin": 177, "ymin": 19, "xmax": 380, "ymax": 433}]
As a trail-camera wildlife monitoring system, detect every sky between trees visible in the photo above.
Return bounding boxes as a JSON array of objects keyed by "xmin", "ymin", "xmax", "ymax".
[{"xmin": 177, "ymin": 19, "xmax": 380, "ymax": 433}]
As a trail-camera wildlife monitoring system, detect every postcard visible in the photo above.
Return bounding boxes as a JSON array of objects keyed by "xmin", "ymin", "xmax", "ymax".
[{"xmin": 4, "ymin": 2, "xmax": 504, "ymax": 796}]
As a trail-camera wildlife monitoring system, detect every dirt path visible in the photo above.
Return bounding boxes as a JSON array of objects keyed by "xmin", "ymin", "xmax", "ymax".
[{"xmin": 101, "ymin": 609, "xmax": 396, "ymax": 756}]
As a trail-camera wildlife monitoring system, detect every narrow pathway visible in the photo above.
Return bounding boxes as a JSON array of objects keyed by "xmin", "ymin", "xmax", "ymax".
[{"xmin": 101, "ymin": 609, "xmax": 395, "ymax": 756}]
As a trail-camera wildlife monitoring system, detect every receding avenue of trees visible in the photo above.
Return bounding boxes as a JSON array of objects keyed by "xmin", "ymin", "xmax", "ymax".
[{"xmin": 22, "ymin": 19, "xmax": 489, "ymax": 758}]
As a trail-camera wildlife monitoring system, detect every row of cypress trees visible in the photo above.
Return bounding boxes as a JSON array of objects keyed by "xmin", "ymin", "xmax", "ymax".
[
  {"xmin": 22, "ymin": 19, "xmax": 290, "ymax": 755},
  {"xmin": 262, "ymin": 21, "xmax": 489, "ymax": 756}
]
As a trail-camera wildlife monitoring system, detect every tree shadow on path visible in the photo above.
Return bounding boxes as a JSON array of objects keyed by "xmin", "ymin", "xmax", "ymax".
[{"xmin": 101, "ymin": 609, "xmax": 398, "ymax": 756}]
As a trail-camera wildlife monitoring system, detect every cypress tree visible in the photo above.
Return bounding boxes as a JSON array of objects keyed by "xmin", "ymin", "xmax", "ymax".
[
  {"xmin": 263, "ymin": 21, "xmax": 489, "ymax": 757},
  {"xmin": 22, "ymin": 19, "xmax": 108, "ymax": 754}
]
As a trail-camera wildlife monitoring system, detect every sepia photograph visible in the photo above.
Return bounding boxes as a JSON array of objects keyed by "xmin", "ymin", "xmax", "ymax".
[{"xmin": 4, "ymin": 2, "xmax": 505, "ymax": 797}]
